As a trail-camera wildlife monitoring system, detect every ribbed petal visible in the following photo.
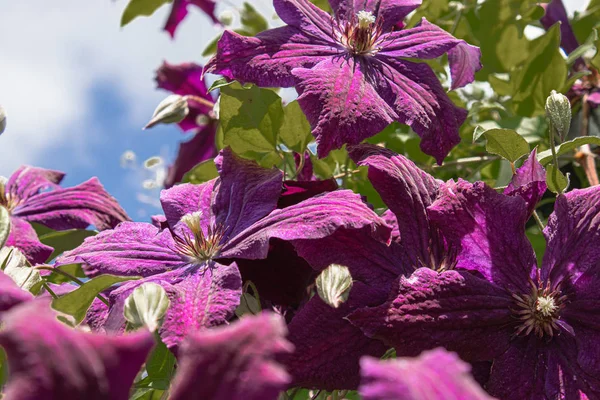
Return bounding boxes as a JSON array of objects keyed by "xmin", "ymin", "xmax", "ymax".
[
  {"xmin": 160, "ymin": 180, "xmax": 216, "ymax": 232},
  {"xmin": 0, "ymin": 301, "xmax": 154, "ymax": 400},
  {"xmin": 13, "ymin": 178, "xmax": 129, "ymax": 230},
  {"xmin": 504, "ymin": 149, "xmax": 546, "ymax": 216},
  {"xmin": 273, "ymin": 0, "xmax": 338, "ymax": 42},
  {"xmin": 359, "ymin": 348, "xmax": 493, "ymax": 400},
  {"xmin": 170, "ymin": 313, "xmax": 293, "ymax": 400},
  {"xmin": 6, "ymin": 166, "xmax": 64, "ymax": 203},
  {"xmin": 329, "ymin": 0, "xmax": 421, "ymax": 31},
  {"xmin": 164, "ymin": 0, "xmax": 218, "ymax": 38},
  {"xmin": 5, "ymin": 217, "xmax": 53, "ymax": 265}
]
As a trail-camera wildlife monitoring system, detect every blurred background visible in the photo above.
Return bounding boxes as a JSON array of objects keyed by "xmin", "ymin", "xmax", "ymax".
[{"xmin": 0, "ymin": 0, "xmax": 591, "ymax": 219}]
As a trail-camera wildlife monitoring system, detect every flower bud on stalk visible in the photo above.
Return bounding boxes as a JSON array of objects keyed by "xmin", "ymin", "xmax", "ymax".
[
  {"xmin": 545, "ymin": 90, "xmax": 571, "ymax": 141},
  {"xmin": 144, "ymin": 95, "xmax": 189, "ymax": 129},
  {"xmin": 316, "ymin": 264, "xmax": 353, "ymax": 308},
  {"xmin": 124, "ymin": 282, "xmax": 170, "ymax": 332}
]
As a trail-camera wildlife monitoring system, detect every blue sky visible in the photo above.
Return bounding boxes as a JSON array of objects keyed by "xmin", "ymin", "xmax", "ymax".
[{"xmin": 0, "ymin": 0, "xmax": 590, "ymax": 221}]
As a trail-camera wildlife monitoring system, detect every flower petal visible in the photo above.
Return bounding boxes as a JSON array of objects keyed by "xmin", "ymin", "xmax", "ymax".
[
  {"xmin": 6, "ymin": 166, "xmax": 64, "ymax": 202},
  {"xmin": 504, "ymin": 149, "xmax": 546, "ymax": 215},
  {"xmin": 293, "ymin": 57, "xmax": 398, "ymax": 158},
  {"xmin": 541, "ymin": 186, "xmax": 600, "ymax": 285},
  {"xmin": 428, "ymin": 180, "xmax": 537, "ymax": 292},
  {"xmin": 274, "ymin": 0, "xmax": 338, "ymax": 42},
  {"xmin": 284, "ymin": 282, "xmax": 388, "ymax": 390},
  {"xmin": 160, "ymin": 180, "xmax": 216, "ymax": 231},
  {"xmin": 348, "ymin": 268, "xmax": 513, "ymax": 361},
  {"xmin": 0, "ymin": 270, "xmax": 32, "ymax": 313},
  {"xmin": 56, "ymin": 222, "xmax": 183, "ymax": 277},
  {"xmin": 214, "ymin": 148, "xmax": 284, "ymax": 240},
  {"xmin": 219, "ymin": 189, "xmax": 391, "ymax": 260},
  {"xmin": 359, "ymin": 348, "xmax": 493, "ymax": 400},
  {"xmin": 349, "ymin": 145, "xmax": 442, "ymax": 269},
  {"xmin": 540, "ymin": 0, "xmax": 580, "ymax": 55},
  {"xmin": 0, "ymin": 301, "xmax": 154, "ymax": 400},
  {"xmin": 164, "ymin": 0, "xmax": 218, "ymax": 38},
  {"xmin": 159, "ymin": 263, "xmax": 242, "ymax": 349},
  {"xmin": 206, "ymin": 27, "xmax": 341, "ymax": 88},
  {"xmin": 5, "ymin": 217, "xmax": 53, "ymax": 265},
  {"xmin": 329, "ymin": 0, "xmax": 421, "ymax": 31},
  {"xmin": 13, "ymin": 178, "xmax": 129, "ymax": 230},
  {"xmin": 379, "ymin": 19, "xmax": 482, "ymax": 89},
  {"xmin": 170, "ymin": 313, "xmax": 292, "ymax": 400},
  {"xmin": 164, "ymin": 125, "xmax": 218, "ymax": 188}
]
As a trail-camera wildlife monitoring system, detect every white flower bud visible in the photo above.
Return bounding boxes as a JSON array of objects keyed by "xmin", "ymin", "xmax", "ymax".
[
  {"xmin": 0, "ymin": 205, "xmax": 10, "ymax": 249},
  {"xmin": 0, "ymin": 106, "xmax": 6, "ymax": 135},
  {"xmin": 545, "ymin": 90, "xmax": 571, "ymax": 140},
  {"xmin": 0, "ymin": 247, "xmax": 42, "ymax": 293},
  {"xmin": 144, "ymin": 95, "xmax": 189, "ymax": 130},
  {"xmin": 219, "ymin": 9, "xmax": 234, "ymax": 26},
  {"xmin": 356, "ymin": 10, "xmax": 376, "ymax": 29},
  {"xmin": 316, "ymin": 264, "xmax": 353, "ymax": 308},
  {"xmin": 124, "ymin": 282, "xmax": 171, "ymax": 332}
]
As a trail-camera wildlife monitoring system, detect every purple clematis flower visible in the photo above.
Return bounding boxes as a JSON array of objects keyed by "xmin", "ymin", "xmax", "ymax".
[
  {"xmin": 170, "ymin": 312, "xmax": 293, "ymax": 400},
  {"xmin": 57, "ymin": 148, "xmax": 391, "ymax": 350},
  {"xmin": 280, "ymin": 145, "xmax": 545, "ymax": 390},
  {"xmin": 0, "ymin": 270, "xmax": 32, "ymax": 313},
  {"xmin": 0, "ymin": 300, "xmax": 154, "ymax": 400},
  {"xmin": 359, "ymin": 348, "xmax": 493, "ymax": 400},
  {"xmin": 165, "ymin": 0, "xmax": 219, "ymax": 38},
  {"xmin": 155, "ymin": 61, "xmax": 218, "ymax": 188},
  {"xmin": 206, "ymin": 0, "xmax": 481, "ymax": 163},
  {"xmin": 0, "ymin": 166, "xmax": 129, "ymax": 265},
  {"xmin": 348, "ymin": 157, "xmax": 600, "ymax": 398}
]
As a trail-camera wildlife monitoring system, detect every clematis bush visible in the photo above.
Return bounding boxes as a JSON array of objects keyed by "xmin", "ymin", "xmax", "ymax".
[{"xmin": 3, "ymin": 0, "xmax": 600, "ymax": 398}]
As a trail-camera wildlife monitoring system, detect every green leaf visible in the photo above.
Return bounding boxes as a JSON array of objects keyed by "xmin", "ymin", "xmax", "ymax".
[
  {"xmin": 0, "ymin": 206, "xmax": 9, "ymax": 249},
  {"xmin": 39, "ymin": 229, "xmax": 97, "ymax": 261},
  {"xmin": 240, "ymin": 3, "xmax": 268, "ymax": 35},
  {"xmin": 537, "ymin": 136, "xmax": 600, "ymax": 165},
  {"xmin": 483, "ymin": 129, "xmax": 530, "ymax": 162},
  {"xmin": 546, "ymin": 164, "xmax": 568, "ymax": 194},
  {"xmin": 208, "ymin": 77, "xmax": 234, "ymax": 92},
  {"xmin": 0, "ymin": 247, "xmax": 42, "ymax": 294},
  {"xmin": 182, "ymin": 159, "xmax": 219, "ymax": 184},
  {"xmin": 472, "ymin": 125, "xmax": 487, "ymax": 143},
  {"xmin": 567, "ymin": 42, "xmax": 596, "ymax": 66},
  {"xmin": 279, "ymin": 101, "xmax": 313, "ymax": 153},
  {"xmin": 145, "ymin": 340, "xmax": 176, "ymax": 384},
  {"xmin": 52, "ymin": 274, "xmax": 140, "ymax": 324},
  {"xmin": 219, "ymin": 82, "xmax": 284, "ymax": 160},
  {"xmin": 45, "ymin": 263, "xmax": 86, "ymax": 285},
  {"xmin": 121, "ymin": 0, "xmax": 171, "ymax": 27},
  {"xmin": 511, "ymin": 24, "xmax": 568, "ymax": 117}
]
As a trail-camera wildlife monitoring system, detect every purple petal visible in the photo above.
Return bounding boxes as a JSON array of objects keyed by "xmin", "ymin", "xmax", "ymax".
[
  {"xmin": 542, "ymin": 186, "xmax": 600, "ymax": 286},
  {"xmin": 214, "ymin": 148, "xmax": 284, "ymax": 240},
  {"xmin": 0, "ymin": 270, "xmax": 32, "ymax": 313},
  {"xmin": 164, "ymin": 0, "xmax": 219, "ymax": 38},
  {"xmin": 170, "ymin": 313, "xmax": 292, "ymax": 400},
  {"xmin": 284, "ymin": 282, "xmax": 388, "ymax": 390},
  {"xmin": 0, "ymin": 301, "xmax": 154, "ymax": 400},
  {"xmin": 277, "ymin": 178, "xmax": 338, "ymax": 208},
  {"xmin": 348, "ymin": 268, "xmax": 514, "ymax": 361},
  {"xmin": 56, "ymin": 222, "xmax": 183, "ymax": 277},
  {"xmin": 273, "ymin": 0, "xmax": 337, "ymax": 42},
  {"xmin": 588, "ymin": 91, "xmax": 600, "ymax": 106},
  {"xmin": 5, "ymin": 217, "xmax": 53, "ymax": 265},
  {"xmin": 205, "ymin": 27, "xmax": 341, "ymax": 88},
  {"xmin": 428, "ymin": 179, "xmax": 537, "ymax": 293},
  {"xmin": 293, "ymin": 57, "xmax": 398, "ymax": 158},
  {"xmin": 220, "ymin": 189, "xmax": 392, "ymax": 259},
  {"xmin": 159, "ymin": 263, "xmax": 242, "ymax": 349},
  {"xmin": 504, "ymin": 149, "xmax": 546, "ymax": 215},
  {"xmin": 349, "ymin": 145, "xmax": 442, "ymax": 269},
  {"xmin": 540, "ymin": 0, "xmax": 580, "ymax": 55},
  {"xmin": 359, "ymin": 348, "xmax": 493, "ymax": 400},
  {"xmin": 13, "ymin": 178, "xmax": 129, "ymax": 231},
  {"xmin": 379, "ymin": 19, "xmax": 482, "ymax": 89},
  {"xmin": 155, "ymin": 61, "xmax": 214, "ymax": 132},
  {"xmin": 6, "ymin": 166, "xmax": 64, "ymax": 203},
  {"xmin": 160, "ymin": 180, "xmax": 216, "ymax": 231},
  {"xmin": 329, "ymin": 0, "xmax": 421, "ymax": 31},
  {"xmin": 164, "ymin": 125, "xmax": 218, "ymax": 188}
]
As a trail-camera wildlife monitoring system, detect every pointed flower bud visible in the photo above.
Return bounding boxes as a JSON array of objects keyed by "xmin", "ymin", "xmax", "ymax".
[
  {"xmin": 144, "ymin": 94, "xmax": 189, "ymax": 130},
  {"xmin": 0, "ymin": 106, "xmax": 6, "ymax": 135},
  {"xmin": 545, "ymin": 90, "xmax": 571, "ymax": 140},
  {"xmin": 124, "ymin": 282, "xmax": 171, "ymax": 332},
  {"xmin": 316, "ymin": 264, "xmax": 353, "ymax": 308},
  {"xmin": 0, "ymin": 205, "xmax": 9, "ymax": 249}
]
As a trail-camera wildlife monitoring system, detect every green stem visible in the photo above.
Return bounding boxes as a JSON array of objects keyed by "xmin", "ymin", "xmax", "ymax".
[
  {"xmin": 41, "ymin": 281, "xmax": 58, "ymax": 299},
  {"xmin": 183, "ymin": 95, "xmax": 215, "ymax": 109},
  {"xmin": 532, "ymin": 210, "xmax": 545, "ymax": 232},
  {"xmin": 35, "ymin": 266, "xmax": 110, "ymax": 306},
  {"xmin": 548, "ymin": 122, "xmax": 560, "ymax": 172}
]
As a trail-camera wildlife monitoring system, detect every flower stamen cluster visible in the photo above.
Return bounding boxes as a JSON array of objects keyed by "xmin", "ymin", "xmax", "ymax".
[
  {"xmin": 338, "ymin": 11, "xmax": 384, "ymax": 55},
  {"xmin": 511, "ymin": 280, "xmax": 567, "ymax": 338},
  {"xmin": 174, "ymin": 212, "xmax": 225, "ymax": 263}
]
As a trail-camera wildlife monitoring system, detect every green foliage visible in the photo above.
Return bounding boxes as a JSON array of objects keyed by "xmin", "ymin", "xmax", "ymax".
[
  {"xmin": 482, "ymin": 129, "xmax": 530, "ymax": 162},
  {"xmin": 546, "ymin": 164, "xmax": 568, "ymax": 194},
  {"xmin": 38, "ymin": 229, "xmax": 97, "ymax": 261},
  {"xmin": 135, "ymin": 339, "xmax": 176, "ymax": 391},
  {"xmin": 44, "ymin": 263, "xmax": 87, "ymax": 285},
  {"xmin": 121, "ymin": 0, "xmax": 171, "ymax": 27},
  {"xmin": 182, "ymin": 159, "xmax": 219, "ymax": 184},
  {"xmin": 279, "ymin": 101, "xmax": 313, "ymax": 153},
  {"xmin": 52, "ymin": 274, "xmax": 140, "ymax": 324},
  {"xmin": 537, "ymin": 137, "xmax": 600, "ymax": 165}
]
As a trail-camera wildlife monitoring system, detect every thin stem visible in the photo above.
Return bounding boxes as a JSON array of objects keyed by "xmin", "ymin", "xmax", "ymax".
[
  {"xmin": 293, "ymin": 152, "xmax": 306, "ymax": 179},
  {"xmin": 341, "ymin": 158, "xmax": 351, "ymax": 188},
  {"xmin": 579, "ymin": 95, "xmax": 599, "ymax": 185},
  {"xmin": 41, "ymin": 281, "xmax": 58, "ymax": 299},
  {"xmin": 333, "ymin": 168, "xmax": 361, "ymax": 179},
  {"xmin": 184, "ymin": 95, "xmax": 215, "ymax": 109},
  {"xmin": 548, "ymin": 122, "xmax": 560, "ymax": 172},
  {"xmin": 35, "ymin": 266, "xmax": 110, "ymax": 306},
  {"xmin": 532, "ymin": 210, "xmax": 545, "ymax": 232},
  {"xmin": 432, "ymin": 155, "xmax": 499, "ymax": 168}
]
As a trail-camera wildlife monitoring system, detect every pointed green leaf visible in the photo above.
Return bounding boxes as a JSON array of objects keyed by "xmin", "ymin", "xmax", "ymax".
[
  {"xmin": 182, "ymin": 159, "xmax": 219, "ymax": 184},
  {"xmin": 483, "ymin": 129, "xmax": 530, "ymax": 162},
  {"xmin": 279, "ymin": 101, "xmax": 313, "ymax": 153},
  {"xmin": 45, "ymin": 263, "xmax": 86, "ymax": 285},
  {"xmin": 39, "ymin": 229, "xmax": 97, "ymax": 261},
  {"xmin": 240, "ymin": 3, "xmax": 268, "ymax": 35},
  {"xmin": 121, "ymin": 0, "xmax": 171, "ymax": 27},
  {"xmin": 537, "ymin": 136, "xmax": 600, "ymax": 165},
  {"xmin": 546, "ymin": 164, "xmax": 568, "ymax": 194}
]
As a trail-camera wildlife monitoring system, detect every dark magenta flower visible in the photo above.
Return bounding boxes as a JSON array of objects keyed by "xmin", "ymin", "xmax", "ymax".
[
  {"xmin": 0, "ymin": 301, "xmax": 154, "ymax": 400},
  {"xmin": 348, "ymin": 161, "xmax": 600, "ymax": 398},
  {"xmin": 359, "ymin": 348, "xmax": 493, "ymax": 400},
  {"xmin": 1, "ymin": 166, "xmax": 129, "ymax": 264},
  {"xmin": 164, "ymin": 0, "xmax": 219, "ymax": 38},
  {"xmin": 281, "ymin": 145, "xmax": 545, "ymax": 390},
  {"xmin": 155, "ymin": 61, "xmax": 218, "ymax": 188},
  {"xmin": 58, "ymin": 148, "xmax": 390, "ymax": 349},
  {"xmin": 170, "ymin": 313, "xmax": 293, "ymax": 400},
  {"xmin": 206, "ymin": 0, "xmax": 481, "ymax": 163}
]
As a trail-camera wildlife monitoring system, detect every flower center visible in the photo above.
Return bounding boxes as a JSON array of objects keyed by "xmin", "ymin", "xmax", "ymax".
[
  {"xmin": 173, "ymin": 212, "xmax": 225, "ymax": 264},
  {"xmin": 0, "ymin": 177, "xmax": 18, "ymax": 213},
  {"xmin": 339, "ymin": 11, "xmax": 383, "ymax": 56},
  {"xmin": 511, "ymin": 281, "xmax": 565, "ymax": 338}
]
